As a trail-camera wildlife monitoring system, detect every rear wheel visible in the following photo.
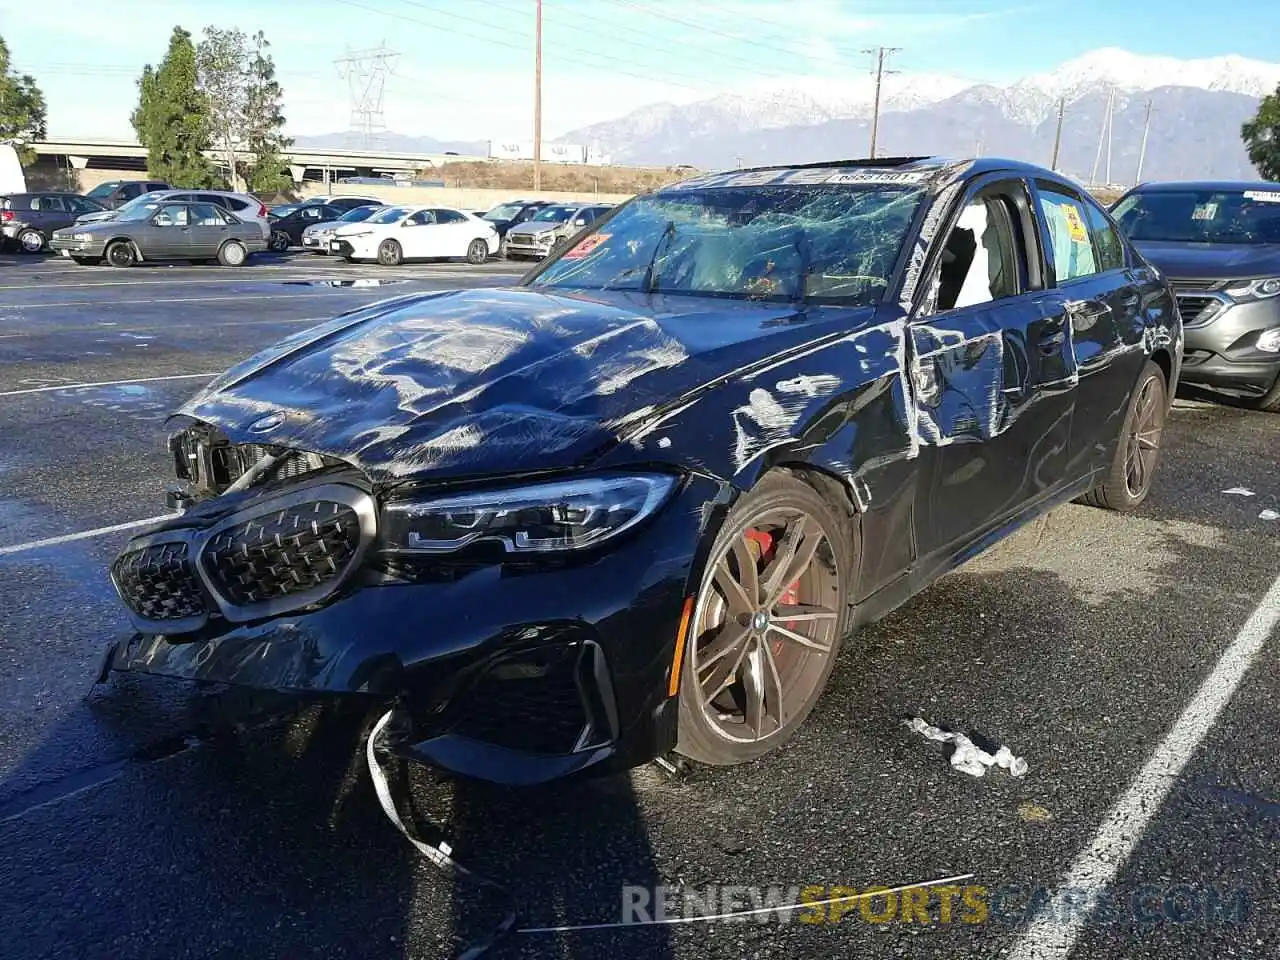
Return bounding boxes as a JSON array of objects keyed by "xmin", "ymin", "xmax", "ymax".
[
  {"xmin": 1080, "ymin": 359, "xmax": 1167, "ymax": 510},
  {"xmin": 269, "ymin": 231, "xmax": 291, "ymax": 252},
  {"xmin": 17, "ymin": 229, "xmax": 44, "ymax": 253},
  {"xmin": 105, "ymin": 240, "xmax": 135, "ymax": 268},
  {"xmin": 466, "ymin": 238, "xmax": 488, "ymax": 264},
  {"xmin": 377, "ymin": 239, "xmax": 402, "ymax": 266},
  {"xmin": 675, "ymin": 471, "xmax": 853, "ymax": 766},
  {"xmin": 217, "ymin": 240, "xmax": 248, "ymax": 267}
]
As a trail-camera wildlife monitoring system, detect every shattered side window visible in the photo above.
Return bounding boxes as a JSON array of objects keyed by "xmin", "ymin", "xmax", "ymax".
[{"xmin": 528, "ymin": 184, "xmax": 926, "ymax": 305}]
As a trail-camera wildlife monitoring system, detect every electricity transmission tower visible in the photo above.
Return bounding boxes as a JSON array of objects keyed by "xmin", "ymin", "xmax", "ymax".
[
  {"xmin": 862, "ymin": 46, "xmax": 901, "ymax": 159},
  {"xmin": 335, "ymin": 43, "xmax": 399, "ymax": 148}
]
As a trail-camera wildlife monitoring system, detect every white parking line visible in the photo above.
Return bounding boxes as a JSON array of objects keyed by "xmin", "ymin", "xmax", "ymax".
[
  {"xmin": 0, "ymin": 515, "xmax": 172, "ymax": 557},
  {"xmin": 1006, "ymin": 569, "xmax": 1280, "ymax": 960},
  {"xmin": 0, "ymin": 372, "xmax": 216, "ymax": 398},
  {"xmin": 4, "ymin": 292, "xmax": 373, "ymax": 309}
]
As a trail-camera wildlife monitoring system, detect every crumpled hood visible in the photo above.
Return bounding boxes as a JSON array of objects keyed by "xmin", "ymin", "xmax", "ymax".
[
  {"xmin": 1135, "ymin": 240, "xmax": 1280, "ymax": 281},
  {"xmin": 508, "ymin": 221, "xmax": 564, "ymax": 236},
  {"xmin": 176, "ymin": 287, "xmax": 871, "ymax": 484}
]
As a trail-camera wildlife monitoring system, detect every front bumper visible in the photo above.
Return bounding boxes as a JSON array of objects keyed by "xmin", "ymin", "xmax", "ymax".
[
  {"xmin": 1175, "ymin": 292, "xmax": 1280, "ymax": 397},
  {"xmin": 504, "ymin": 234, "xmax": 556, "ymax": 259},
  {"xmin": 49, "ymin": 237, "xmax": 107, "ymax": 258},
  {"xmin": 302, "ymin": 234, "xmax": 332, "ymax": 251},
  {"xmin": 107, "ymin": 472, "xmax": 724, "ymax": 785}
]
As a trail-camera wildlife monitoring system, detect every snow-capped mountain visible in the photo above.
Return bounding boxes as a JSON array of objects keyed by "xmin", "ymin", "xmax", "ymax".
[{"xmin": 559, "ymin": 48, "xmax": 1280, "ymax": 178}]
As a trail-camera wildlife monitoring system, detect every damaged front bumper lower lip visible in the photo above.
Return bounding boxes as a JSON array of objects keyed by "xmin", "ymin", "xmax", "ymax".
[{"xmin": 105, "ymin": 474, "xmax": 722, "ymax": 785}]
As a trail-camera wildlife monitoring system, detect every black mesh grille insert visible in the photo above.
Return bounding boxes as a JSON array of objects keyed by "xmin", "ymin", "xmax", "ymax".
[
  {"xmin": 201, "ymin": 501, "xmax": 361, "ymax": 606},
  {"xmin": 112, "ymin": 542, "xmax": 207, "ymax": 621},
  {"xmin": 451, "ymin": 644, "xmax": 590, "ymax": 755},
  {"xmin": 1175, "ymin": 294, "xmax": 1224, "ymax": 325}
]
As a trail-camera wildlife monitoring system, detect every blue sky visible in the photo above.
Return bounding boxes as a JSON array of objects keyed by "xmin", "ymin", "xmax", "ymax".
[{"xmin": 1, "ymin": 0, "xmax": 1277, "ymax": 141}]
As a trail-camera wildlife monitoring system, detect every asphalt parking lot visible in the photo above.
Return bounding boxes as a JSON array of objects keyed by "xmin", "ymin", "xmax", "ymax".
[{"xmin": 0, "ymin": 250, "xmax": 1276, "ymax": 960}]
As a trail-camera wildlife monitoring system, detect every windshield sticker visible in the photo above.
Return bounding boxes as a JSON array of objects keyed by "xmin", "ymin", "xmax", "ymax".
[
  {"xmin": 1063, "ymin": 204, "xmax": 1088, "ymax": 243},
  {"xmin": 1243, "ymin": 190, "xmax": 1280, "ymax": 203},
  {"xmin": 825, "ymin": 170, "xmax": 932, "ymax": 185},
  {"xmin": 561, "ymin": 233, "xmax": 610, "ymax": 260},
  {"xmin": 1191, "ymin": 202, "xmax": 1219, "ymax": 220}
]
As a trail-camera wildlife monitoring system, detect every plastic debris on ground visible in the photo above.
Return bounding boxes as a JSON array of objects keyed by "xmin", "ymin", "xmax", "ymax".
[
  {"xmin": 1260, "ymin": 509, "xmax": 1279, "ymax": 521},
  {"xmin": 903, "ymin": 715, "xmax": 1029, "ymax": 779},
  {"xmin": 1222, "ymin": 487, "xmax": 1256, "ymax": 497}
]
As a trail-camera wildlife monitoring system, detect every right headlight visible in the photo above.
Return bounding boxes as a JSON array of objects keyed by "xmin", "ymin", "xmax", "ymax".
[
  {"xmin": 380, "ymin": 473, "xmax": 678, "ymax": 556},
  {"xmin": 1225, "ymin": 277, "xmax": 1280, "ymax": 301}
]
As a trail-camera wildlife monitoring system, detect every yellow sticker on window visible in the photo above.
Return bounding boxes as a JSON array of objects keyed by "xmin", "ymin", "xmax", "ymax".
[{"xmin": 1063, "ymin": 205, "xmax": 1088, "ymax": 243}]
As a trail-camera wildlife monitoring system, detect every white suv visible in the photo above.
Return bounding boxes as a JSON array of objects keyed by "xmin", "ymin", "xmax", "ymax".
[{"xmin": 75, "ymin": 189, "xmax": 273, "ymax": 240}]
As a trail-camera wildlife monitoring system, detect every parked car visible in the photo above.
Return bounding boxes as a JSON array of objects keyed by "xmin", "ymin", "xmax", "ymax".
[
  {"xmin": 83, "ymin": 179, "xmax": 171, "ymax": 209},
  {"xmin": 300, "ymin": 204, "xmax": 386, "ymax": 254},
  {"xmin": 268, "ymin": 202, "xmax": 375, "ymax": 251},
  {"xmin": 503, "ymin": 203, "xmax": 615, "ymax": 260},
  {"xmin": 300, "ymin": 195, "xmax": 383, "ymax": 212},
  {"xmin": 479, "ymin": 198, "xmax": 552, "ymax": 252},
  {"xmin": 103, "ymin": 157, "xmax": 1180, "ymax": 786},
  {"xmin": 1, "ymin": 192, "xmax": 107, "ymax": 252},
  {"xmin": 76, "ymin": 189, "xmax": 273, "ymax": 242},
  {"xmin": 51, "ymin": 199, "xmax": 267, "ymax": 267},
  {"xmin": 328, "ymin": 205, "xmax": 497, "ymax": 265},
  {"xmin": 1111, "ymin": 180, "xmax": 1280, "ymax": 411}
]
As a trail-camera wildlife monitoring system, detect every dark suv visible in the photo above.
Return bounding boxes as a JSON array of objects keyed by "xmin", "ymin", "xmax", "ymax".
[
  {"xmin": 1, "ymin": 192, "xmax": 107, "ymax": 252},
  {"xmin": 1112, "ymin": 180, "xmax": 1280, "ymax": 411},
  {"xmin": 83, "ymin": 179, "xmax": 171, "ymax": 210}
]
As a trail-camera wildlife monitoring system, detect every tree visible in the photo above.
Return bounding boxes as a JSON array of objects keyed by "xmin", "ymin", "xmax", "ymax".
[
  {"xmin": 131, "ymin": 28, "xmax": 220, "ymax": 187},
  {"xmin": 1242, "ymin": 85, "xmax": 1280, "ymax": 182},
  {"xmin": 196, "ymin": 27, "xmax": 249, "ymax": 192},
  {"xmin": 0, "ymin": 34, "xmax": 48, "ymax": 165},
  {"xmin": 241, "ymin": 31, "xmax": 292, "ymax": 194}
]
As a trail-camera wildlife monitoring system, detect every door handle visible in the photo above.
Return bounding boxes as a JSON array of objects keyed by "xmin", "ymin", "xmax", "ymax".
[{"xmin": 1065, "ymin": 299, "xmax": 1112, "ymax": 320}]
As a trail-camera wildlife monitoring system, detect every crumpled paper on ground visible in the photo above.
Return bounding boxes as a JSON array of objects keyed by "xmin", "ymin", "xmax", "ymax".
[{"xmin": 904, "ymin": 716, "xmax": 1029, "ymax": 778}]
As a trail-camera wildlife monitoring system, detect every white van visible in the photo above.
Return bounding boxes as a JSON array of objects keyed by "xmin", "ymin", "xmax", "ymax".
[{"xmin": 0, "ymin": 144, "xmax": 27, "ymax": 195}]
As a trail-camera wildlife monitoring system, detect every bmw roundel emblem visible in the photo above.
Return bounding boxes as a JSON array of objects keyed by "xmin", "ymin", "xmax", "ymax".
[{"xmin": 248, "ymin": 412, "xmax": 286, "ymax": 434}]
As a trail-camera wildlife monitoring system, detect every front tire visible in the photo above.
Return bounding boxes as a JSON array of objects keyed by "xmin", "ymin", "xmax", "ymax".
[
  {"xmin": 1080, "ymin": 359, "xmax": 1168, "ymax": 510},
  {"xmin": 217, "ymin": 240, "xmax": 248, "ymax": 267},
  {"xmin": 17, "ymin": 229, "xmax": 45, "ymax": 253},
  {"xmin": 377, "ymin": 239, "xmax": 403, "ymax": 266},
  {"xmin": 675, "ymin": 471, "xmax": 853, "ymax": 766},
  {"xmin": 466, "ymin": 238, "xmax": 488, "ymax": 264},
  {"xmin": 105, "ymin": 240, "xmax": 135, "ymax": 268},
  {"xmin": 269, "ymin": 231, "xmax": 291, "ymax": 252}
]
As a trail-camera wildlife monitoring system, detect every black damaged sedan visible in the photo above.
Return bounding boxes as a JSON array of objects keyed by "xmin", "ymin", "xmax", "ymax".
[{"xmin": 106, "ymin": 157, "xmax": 1182, "ymax": 785}]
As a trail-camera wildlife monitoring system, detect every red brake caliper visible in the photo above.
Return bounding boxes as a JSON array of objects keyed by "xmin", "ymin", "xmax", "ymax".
[{"xmin": 744, "ymin": 528, "xmax": 801, "ymax": 657}]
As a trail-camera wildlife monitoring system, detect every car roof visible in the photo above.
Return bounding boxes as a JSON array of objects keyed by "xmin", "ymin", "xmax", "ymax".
[
  {"xmin": 662, "ymin": 155, "xmax": 1075, "ymax": 192},
  {"xmin": 1127, "ymin": 179, "xmax": 1280, "ymax": 193}
]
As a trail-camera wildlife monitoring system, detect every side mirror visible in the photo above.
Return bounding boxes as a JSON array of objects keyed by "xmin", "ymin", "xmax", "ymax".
[{"xmin": 152, "ymin": 215, "xmax": 173, "ymax": 227}]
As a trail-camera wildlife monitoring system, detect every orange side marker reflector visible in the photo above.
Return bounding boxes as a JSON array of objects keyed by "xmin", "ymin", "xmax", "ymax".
[{"xmin": 668, "ymin": 596, "xmax": 695, "ymax": 697}]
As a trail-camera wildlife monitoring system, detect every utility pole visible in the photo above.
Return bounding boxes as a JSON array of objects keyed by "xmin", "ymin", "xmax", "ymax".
[
  {"xmin": 1050, "ymin": 97, "xmax": 1065, "ymax": 171},
  {"xmin": 1091, "ymin": 86, "xmax": 1114, "ymax": 186},
  {"xmin": 533, "ymin": 0, "xmax": 543, "ymax": 191},
  {"xmin": 1135, "ymin": 98, "xmax": 1153, "ymax": 185},
  {"xmin": 1105, "ymin": 87, "xmax": 1114, "ymax": 186},
  {"xmin": 862, "ymin": 46, "xmax": 901, "ymax": 159}
]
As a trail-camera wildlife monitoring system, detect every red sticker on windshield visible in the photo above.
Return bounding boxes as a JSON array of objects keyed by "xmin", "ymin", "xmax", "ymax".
[{"xmin": 562, "ymin": 233, "xmax": 610, "ymax": 259}]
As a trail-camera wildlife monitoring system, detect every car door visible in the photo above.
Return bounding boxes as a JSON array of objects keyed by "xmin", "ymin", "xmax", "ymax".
[
  {"xmin": 185, "ymin": 202, "xmax": 234, "ymax": 257},
  {"xmin": 147, "ymin": 203, "xmax": 193, "ymax": 258},
  {"xmin": 291, "ymin": 205, "xmax": 327, "ymax": 242},
  {"xmin": 430, "ymin": 209, "xmax": 474, "ymax": 255},
  {"xmin": 1030, "ymin": 182, "xmax": 1147, "ymax": 477},
  {"xmin": 909, "ymin": 175, "xmax": 1079, "ymax": 560},
  {"xmin": 398, "ymin": 209, "xmax": 436, "ymax": 257}
]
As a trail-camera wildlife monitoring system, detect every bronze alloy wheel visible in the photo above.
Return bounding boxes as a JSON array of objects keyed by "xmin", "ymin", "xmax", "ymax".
[
  {"xmin": 1124, "ymin": 372, "xmax": 1164, "ymax": 499},
  {"xmin": 677, "ymin": 472, "xmax": 852, "ymax": 764}
]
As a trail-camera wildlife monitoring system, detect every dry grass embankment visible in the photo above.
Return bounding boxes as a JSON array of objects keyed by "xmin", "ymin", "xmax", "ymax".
[{"xmin": 430, "ymin": 161, "xmax": 698, "ymax": 194}]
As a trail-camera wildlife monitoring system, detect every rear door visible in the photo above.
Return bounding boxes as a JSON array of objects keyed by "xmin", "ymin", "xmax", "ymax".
[
  {"xmin": 909, "ymin": 175, "xmax": 1078, "ymax": 560},
  {"xmin": 1030, "ymin": 181, "xmax": 1144, "ymax": 478},
  {"xmin": 186, "ymin": 202, "xmax": 232, "ymax": 256},
  {"xmin": 431, "ymin": 208, "xmax": 473, "ymax": 255}
]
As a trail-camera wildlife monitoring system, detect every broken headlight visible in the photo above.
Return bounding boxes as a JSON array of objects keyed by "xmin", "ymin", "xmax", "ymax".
[{"xmin": 380, "ymin": 474, "xmax": 677, "ymax": 556}]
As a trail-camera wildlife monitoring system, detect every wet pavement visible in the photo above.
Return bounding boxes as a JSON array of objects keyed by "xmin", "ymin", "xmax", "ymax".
[{"xmin": 0, "ymin": 251, "xmax": 1276, "ymax": 959}]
